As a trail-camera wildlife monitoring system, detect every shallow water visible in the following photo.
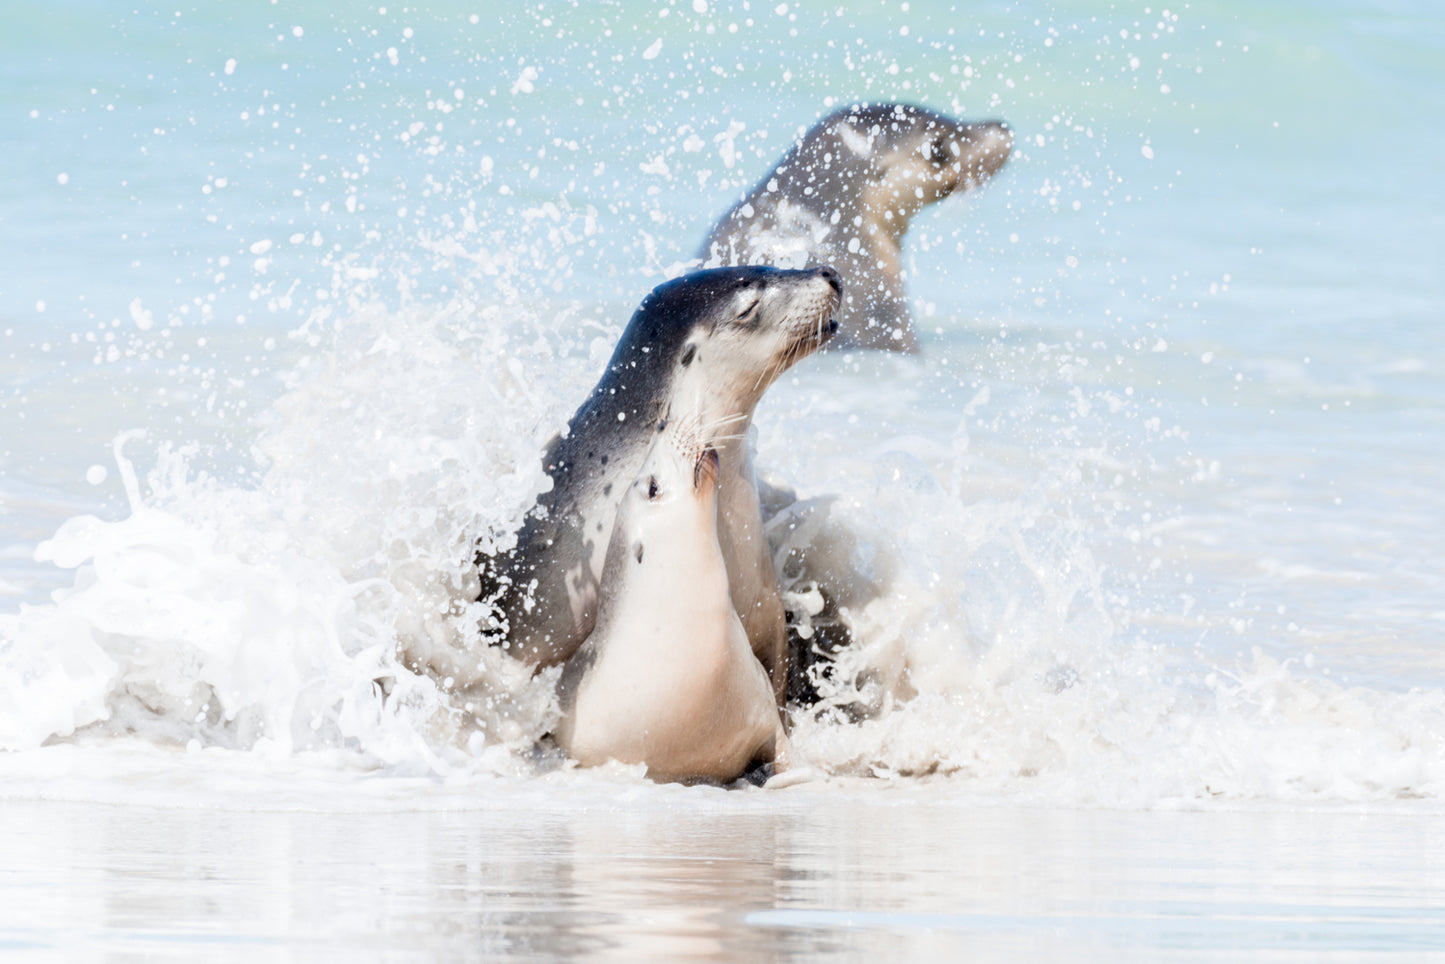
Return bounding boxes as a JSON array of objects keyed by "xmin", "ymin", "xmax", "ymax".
[
  {"xmin": 3, "ymin": 0, "xmax": 1445, "ymax": 956},
  {"xmin": 4, "ymin": 754, "xmax": 1444, "ymax": 962}
]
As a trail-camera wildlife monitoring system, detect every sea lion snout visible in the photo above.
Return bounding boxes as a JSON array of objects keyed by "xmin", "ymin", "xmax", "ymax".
[
  {"xmin": 808, "ymin": 264, "xmax": 844, "ymax": 344},
  {"xmin": 814, "ymin": 264, "xmax": 843, "ymax": 296},
  {"xmin": 960, "ymin": 120, "xmax": 1013, "ymax": 179}
]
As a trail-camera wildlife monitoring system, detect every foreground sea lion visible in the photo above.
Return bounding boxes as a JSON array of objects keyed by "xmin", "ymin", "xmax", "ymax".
[
  {"xmin": 554, "ymin": 436, "xmax": 790, "ymax": 783},
  {"xmin": 699, "ymin": 102, "xmax": 1012, "ymax": 352},
  {"xmin": 481, "ymin": 265, "xmax": 842, "ymax": 704}
]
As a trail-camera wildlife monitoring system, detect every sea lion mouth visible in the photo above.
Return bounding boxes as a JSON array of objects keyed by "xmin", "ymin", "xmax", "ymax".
[
  {"xmin": 693, "ymin": 446, "xmax": 721, "ymax": 493},
  {"xmin": 786, "ymin": 306, "xmax": 839, "ymax": 360}
]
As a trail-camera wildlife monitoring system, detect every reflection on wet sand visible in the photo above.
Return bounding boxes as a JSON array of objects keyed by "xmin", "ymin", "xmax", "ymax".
[{"xmin": 2, "ymin": 792, "xmax": 1442, "ymax": 960}]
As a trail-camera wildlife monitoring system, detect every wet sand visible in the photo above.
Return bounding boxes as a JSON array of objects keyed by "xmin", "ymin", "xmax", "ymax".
[{"xmin": 3, "ymin": 779, "xmax": 1441, "ymax": 962}]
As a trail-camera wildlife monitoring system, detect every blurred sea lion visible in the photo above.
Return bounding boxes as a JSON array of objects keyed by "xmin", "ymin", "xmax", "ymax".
[{"xmin": 699, "ymin": 102, "xmax": 1012, "ymax": 352}]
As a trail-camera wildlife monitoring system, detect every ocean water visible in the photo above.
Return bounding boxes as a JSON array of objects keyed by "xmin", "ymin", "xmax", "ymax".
[{"xmin": 2, "ymin": 0, "xmax": 1443, "ymax": 958}]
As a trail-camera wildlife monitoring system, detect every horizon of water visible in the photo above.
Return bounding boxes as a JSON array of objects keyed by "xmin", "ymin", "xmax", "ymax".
[{"xmin": 2, "ymin": 0, "xmax": 1444, "ymax": 818}]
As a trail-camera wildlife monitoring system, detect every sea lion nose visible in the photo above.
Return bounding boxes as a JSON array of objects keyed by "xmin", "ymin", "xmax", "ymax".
[
  {"xmin": 814, "ymin": 265, "xmax": 843, "ymax": 296},
  {"xmin": 966, "ymin": 119, "xmax": 1010, "ymax": 137},
  {"xmin": 966, "ymin": 120, "xmax": 1013, "ymax": 153}
]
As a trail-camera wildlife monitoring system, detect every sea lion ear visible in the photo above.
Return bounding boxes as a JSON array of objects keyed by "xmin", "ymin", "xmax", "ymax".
[{"xmin": 837, "ymin": 121, "xmax": 873, "ymax": 158}]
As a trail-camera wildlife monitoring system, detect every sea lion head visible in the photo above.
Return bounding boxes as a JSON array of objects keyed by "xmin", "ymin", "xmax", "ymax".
[
  {"xmin": 663, "ymin": 264, "xmax": 843, "ymax": 412},
  {"xmin": 610, "ymin": 265, "xmax": 843, "ymax": 424},
  {"xmin": 825, "ymin": 103, "xmax": 1012, "ymax": 230}
]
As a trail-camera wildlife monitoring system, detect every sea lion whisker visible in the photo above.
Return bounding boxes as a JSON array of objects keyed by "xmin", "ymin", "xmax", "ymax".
[
  {"xmin": 754, "ymin": 348, "xmax": 786, "ymax": 393},
  {"xmin": 754, "ymin": 351, "xmax": 782, "ymax": 394}
]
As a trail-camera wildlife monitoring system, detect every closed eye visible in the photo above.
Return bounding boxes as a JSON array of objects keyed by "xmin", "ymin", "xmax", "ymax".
[
  {"xmin": 647, "ymin": 476, "xmax": 660, "ymax": 500},
  {"xmin": 735, "ymin": 296, "xmax": 762, "ymax": 322}
]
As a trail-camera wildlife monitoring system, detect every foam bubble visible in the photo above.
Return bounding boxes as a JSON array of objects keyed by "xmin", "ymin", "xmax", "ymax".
[
  {"xmin": 0, "ymin": 283, "xmax": 592, "ymax": 770},
  {"xmin": 128, "ymin": 298, "xmax": 154, "ymax": 331}
]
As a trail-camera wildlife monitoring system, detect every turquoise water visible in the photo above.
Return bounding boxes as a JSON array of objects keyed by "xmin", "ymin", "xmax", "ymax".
[
  {"xmin": 2, "ymin": 1, "xmax": 1444, "ymax": 956},
  {"xmin": 4, "ymin": 0, "xmax": 1444, "ymax": 785}
]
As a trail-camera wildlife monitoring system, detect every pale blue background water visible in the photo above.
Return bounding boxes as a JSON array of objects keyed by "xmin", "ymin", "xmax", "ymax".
[
  {"xmin": 2, "ymin": 2, "xmax": 1444, "ymax": 958},
  {"xmin": 4, "ymin": 0, "xmax": 1441, "ymax": 667}
]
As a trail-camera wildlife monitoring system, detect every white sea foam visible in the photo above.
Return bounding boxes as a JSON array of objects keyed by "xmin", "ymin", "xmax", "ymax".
[
  {"xmin": 3, "ymin": 274, "xmax": 1442, "ymax": 811},
  {"xmin": 4, "ymin": 0, "xmax": 1444, "ymax": 812},
  {"xmin": 1, "ymin": 288, "xmax": 589, "ymax": 771}
]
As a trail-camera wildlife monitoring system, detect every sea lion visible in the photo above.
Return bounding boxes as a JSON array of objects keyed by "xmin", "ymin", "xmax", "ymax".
[
  {"xmin": 480, "ymin": 265, "xmax": 842, "ymax": 705},
  {"xmin": 699, "ymin": 102, "xmax": 1012, "ymax": 352},
  {"xmin": 554, "ymin": 436, "xmax": 790, "ymax": 783}
]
